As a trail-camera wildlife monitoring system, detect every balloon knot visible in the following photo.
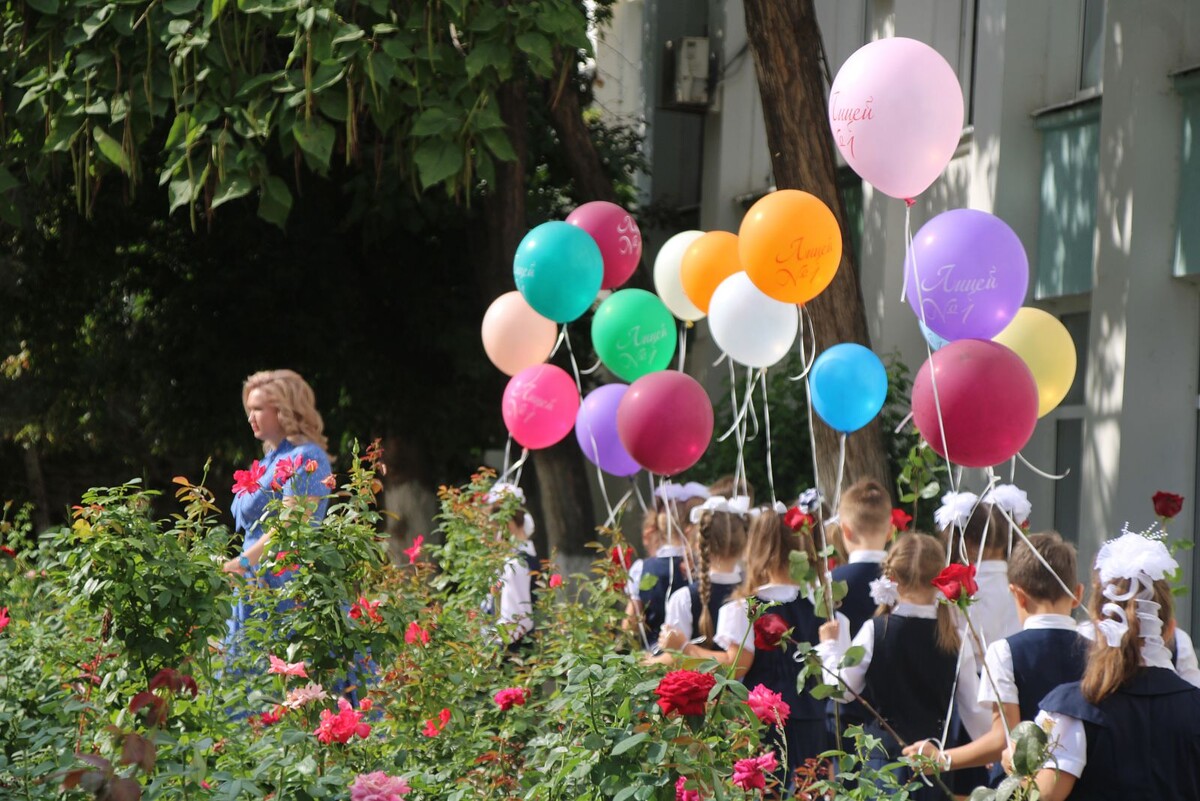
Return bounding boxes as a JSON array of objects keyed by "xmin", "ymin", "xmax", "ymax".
[
  {"xmin": 904, "ymin": 198, "xmax": 916, "ymax": 208},
  {"xmin": 685, "ymin": 320, "xmax": 694, "ymax": 329}
]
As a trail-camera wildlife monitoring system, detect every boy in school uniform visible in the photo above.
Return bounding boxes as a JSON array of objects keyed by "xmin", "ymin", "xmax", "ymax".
[
  {"xmin": 826, "ymin": 479, "xmax": 894, "ymax": 744},
  {"xmin": 905, "ymin": 531, "xmax": 1087, "ymax": 784}
]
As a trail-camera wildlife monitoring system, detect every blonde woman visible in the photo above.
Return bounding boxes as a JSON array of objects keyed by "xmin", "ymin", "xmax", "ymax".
[{"xmin": 223, "ymin": 370, "xmax": 332, "ymax": 645}]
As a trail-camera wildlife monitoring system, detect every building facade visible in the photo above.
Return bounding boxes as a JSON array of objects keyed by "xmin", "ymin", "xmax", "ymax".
[{"xmin": 595, "ymin": 0, "xmax": 1200, "ymax": 626}]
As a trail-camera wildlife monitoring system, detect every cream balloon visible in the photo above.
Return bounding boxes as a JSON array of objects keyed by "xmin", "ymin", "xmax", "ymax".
[
  {"xmin": 992, "ymin": 307, "xmax": 1077, "ymax": 418},
  {"xmin": 653, "ymin": 230, "xmax": 706, "ymax": 321},
  {"xmin": 481, "ymin": 291, "xmax": 559, "ymax": 376},
  {"xmin": 707, "ymin": 272, "xmax": 799, "ymax": 368}
]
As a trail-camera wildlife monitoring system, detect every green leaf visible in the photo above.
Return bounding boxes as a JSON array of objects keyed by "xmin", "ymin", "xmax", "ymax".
[
  {"xmin": 168, "ymin": 177, "xmax": 196, "ymax": 214},
  {"xmin": 211, "ymin": 0, "xmax": 229, "ymax": 18},
  {"xmin": 610, "ymin": 731, "xmax": 646, "ymax": 756},
  {"xmin": 808, "ymin": 682, "xmax": 835, "ymax": 700},
  {"xmin": 163, "ymin": 0, "xmax": 201, "ymax": 13},
  {"xmin": 93, "ymin": 127, "xmax": 130, "ymax": 174},
  {"xmin": 412, "ymin": 138, "xmax": 463, "ymax": 190},
  {"xmin": 515, "ymin": 32, "xmax": 553, "ymax": 68},
  {"xmin": 257, "ymin": 176, "xmax": 292, "ymax": 228},
  {"xmin": 212, "ymin": 173, "xmax": 252, "ymax": 209},
  {"xmin": 0, "ymin": 166, "xmax": 18, "ymax": 194},
  {"xmin": 293, "ymin": 118, "xmax": 335, "ymax": 172},
  {"xmin": 841, "ymin": 645, "xmax": 865, "ymax": 667},
  {"xmin": 81, "ymin": 4, "xmax": 115, "ymax": 40},
  {"xmin": 25, "ymin": 0, "xmax": 60, "ymax": 14},
  {"xmin": 466, "ymin": 40, "xmax": 511, "ymax": 79},
  {"xmin": 480, "ymin": 129, "xmax": 516, "ymax": 162},
  {"xmin": 613, "ymin": 787, "xmax": 639, "ymax": 801},
  {"xmin": 918, "ymin": 481, "xmax": 941, "ymax": 500},
  {"xmin": 411, "ymin": 107, "xmax": 453, "ymax": 137},
  {"xmin": 637, "ymin": 573, "xmax": 658, "ymax": 592},
  {"xmin": 164, "ymin": 112, "xmax": 192, "ymax": 150}
]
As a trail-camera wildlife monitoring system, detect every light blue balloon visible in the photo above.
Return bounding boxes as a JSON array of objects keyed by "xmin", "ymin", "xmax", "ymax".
[
  {"xmin": 513, "ymin": 222, "xmax": 605, "ymax": 323},
  {"xmin": 809, "ymin": 343, "xmax": 888, "ymax": 434},
  {"xmin": 919, "ymin": 320, "xmax": 950, "ymax": 351}
]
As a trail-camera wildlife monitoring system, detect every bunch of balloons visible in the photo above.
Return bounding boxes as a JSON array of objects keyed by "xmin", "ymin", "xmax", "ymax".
[
  {"xmin": 481, "ymin": 201, "xmax": 715, "ymax": 479},
  {"xmin": 827, "ymin": 37, "xmax": 1077, "ymax": 467}
]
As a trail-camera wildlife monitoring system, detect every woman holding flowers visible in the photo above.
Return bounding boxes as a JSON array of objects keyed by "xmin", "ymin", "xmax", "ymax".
[{"xmin": 223, "ymin": 369, "xmax": 333, "ymax": 653}]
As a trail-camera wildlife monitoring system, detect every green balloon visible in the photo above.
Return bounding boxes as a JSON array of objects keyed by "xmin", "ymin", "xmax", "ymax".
[{"xmin": 591, "ymin": 289, "xmax": 677, "ymax": 382}]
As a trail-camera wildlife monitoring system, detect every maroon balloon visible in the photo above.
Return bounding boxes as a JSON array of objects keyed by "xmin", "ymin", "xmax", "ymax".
[
  {"xmin": 617, "ymin": 371, "xmax": 714, "ymax": 476},
  {"xmin": 911, "ymin": 340, "xmax": 1038, "ymax": 468}
]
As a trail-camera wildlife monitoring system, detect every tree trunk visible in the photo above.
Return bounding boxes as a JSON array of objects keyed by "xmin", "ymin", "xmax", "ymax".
[
  {"xmin": 742, "ymin": 0, "xmax": 891, "ymax": 495},
  {"xmin": 22, "ymin": 442, "xmax": 51, "ymax": 532}
]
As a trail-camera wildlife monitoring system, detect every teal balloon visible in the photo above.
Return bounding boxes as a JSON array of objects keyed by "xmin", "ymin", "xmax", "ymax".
[
  {"xmin": 919, "ymin": 320, "xmax": 950, "ymax": 351},
  {"xmin": 514, "ymin": 222, "xmax": 604, "ymax": 323},
  {"xmin": 809, "ymin": 343, "xmax": 888, "ymax": 433},
  {"xmin": 591, "ymin": 289, "xmax": 677, "ymax": 381}
]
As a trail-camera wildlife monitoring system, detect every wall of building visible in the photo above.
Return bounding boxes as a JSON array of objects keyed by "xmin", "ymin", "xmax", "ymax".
[{"xmin": 593, "ymin": 0, "xmax": 1200, "ymax": 626}]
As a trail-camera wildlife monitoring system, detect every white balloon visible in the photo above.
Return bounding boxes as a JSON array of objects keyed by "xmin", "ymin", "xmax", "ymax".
[
  {"xmin": 653, "ymin": 231, "xmax": 705, "ymax": 321},
  {"xmin": 707, "ymin": 272, "xmax": 799, "ymax": 368}
]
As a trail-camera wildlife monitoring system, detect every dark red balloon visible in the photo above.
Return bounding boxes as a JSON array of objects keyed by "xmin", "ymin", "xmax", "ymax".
[
  {"xmin": 617, "ymin": 371, "xmax": 714, "ymax": 476},
  {"xmin": 911, "ymin": 340, "xmax": 1038, "ymax": 468}
]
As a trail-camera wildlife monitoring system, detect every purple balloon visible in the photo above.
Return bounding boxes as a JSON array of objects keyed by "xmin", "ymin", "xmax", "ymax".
[
  {"xmin": 904, "ymin": 209, "xmax": 1028, "ymax": 341},
  {"xmin": 575, "ymin": 384, "xmax": 641, "ymax": 477}
]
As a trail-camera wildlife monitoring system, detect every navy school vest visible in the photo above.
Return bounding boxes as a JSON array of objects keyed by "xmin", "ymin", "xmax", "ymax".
[
  {"xmin": 640, "ymin": 555, "xmax": 688, "ymax": 646},
  {"xmin": 863, "ymin": 614, "xmax": 958, "ymax": 754},
  {"xmin": 1007, "ymin": 628, "xmax": 1087, "ymax": 722},
  {"xmin": 1039, "ymin": 667, "xmax": 1200, "ymax": 801},
  {"xmin": 741, "ymin": 593, "xmax": 825, "ymax": 721},
  {"xmin": 687, "ymin": 580, "xmax": 738, "ymax": 646},
  {"xmin": 831, "ymin": 561, "xmax": 883, "ymax": 637}
]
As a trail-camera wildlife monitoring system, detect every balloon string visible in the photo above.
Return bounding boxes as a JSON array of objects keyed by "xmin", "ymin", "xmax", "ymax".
[
  {"xmin": 760, "ymin": 368, "xmax": 776, "ymax": 505},
  {"xmin": 677, "ymin": 323, "xmax": 688, "ymax": 372},
  {"xmin": 548, "ymin": 326, "xmax": 568, "ymax": 359},
  {"xmin": 893, "ymin": 412, "xmax": 914, "ymax": 434},
  {"xmin": 744, "ymin": 367, "xmax": 761, "ymax": 443},
  {"xmin": 900, "ymin": 202, "xmax": 912, "ymax": 304},
  {"xmin": 985, "ymin": 469, "xmax": 1077, "ymax": 600},
  {"xmin": 799, "ymin": 318, "xmax": 836, "ymax": 619},
  {"xmin": 831, "ymin": 433, "xmax": 847, "ymax": 515},
  {"xmin": 730, "ymin": 358, "xmax": 748, "ymax": 497},
  {"xmin": 907, "ymin": 195, "xmax": 961, "ymax": 500},
  {"xmin": 579, "ymin": 358, "xmax": 603, "ymax": 375},
  {"xmin": 1016, "ymin": 451, "xmax": 1070, "ymax": 480},
  {"xmin": 712, "ymin": 350, "xmax": 727, "ymax": 368},
  {"xmin": 631, "ymin": 476, "xmax": 648, "ymax": 512},
  {"xmin": 717, "ymin": 359, "xmax": 757, "ymax": 443},
  {"xmin": 500, "ymin": 434, "xmax": 514, "ymax": 478},
  {"xmin": 1010, "ymin": 456, "xmax": 1017, "ymax": 482},
  {"xmin": 788, "ymin": 306, "xmax": 819, "ymax": 382},
  {"xmin": 603, "ymin": 487, "xmax": 634, "ymax": 530},
  {"xmin": 561, "ymin": 325, "xmax": 584, "ymax": 394},
  {"xmin": 498, "ymin": 447, "xmax": 529, "ymax": 484}
]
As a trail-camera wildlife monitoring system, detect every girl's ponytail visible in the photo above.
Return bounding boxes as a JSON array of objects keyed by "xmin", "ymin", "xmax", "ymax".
[
  {"xmin": 697, "ymin": 515, "xmax": 715, "ymax": 644},
  {"xmin": 1081, "ymin": 577, "xmax": 1174, "ymax": 704}
]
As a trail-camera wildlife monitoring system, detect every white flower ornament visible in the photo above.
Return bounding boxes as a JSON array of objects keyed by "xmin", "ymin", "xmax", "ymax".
[
  {"xmin": 934, "ymin": 491, "xmax": 979, "ymax": 531},
  {"xmin": 869, "ymin": 576, "xmax": 900, "ymax": 607},
  {"xmin": 983, "ymin": 484, "xmax": 1032, "ymax": 526}
]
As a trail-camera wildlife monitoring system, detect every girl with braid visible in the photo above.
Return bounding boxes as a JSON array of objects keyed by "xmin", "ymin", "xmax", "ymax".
[{"xmin": 653, "ymin": 497, "xmax": 748, "ymax": 661}]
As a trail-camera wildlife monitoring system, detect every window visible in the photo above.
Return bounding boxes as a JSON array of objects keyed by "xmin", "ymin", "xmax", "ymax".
[
  {"xmin": 1059, "ymin": 312, "xmax": 1090, "ymax": 406},
  {"xmin": 1173, "ymin": 67, "xmax": 1200, "ymax": 276},
  {"xmin": 1053, "ymin": 418, "xmax": 1085, "ymax": 544},
  {"xmin": 1034, "ymin": 100, "xmax": 1101, "ymax": 298},
  {"xmin": 960, "ymin": 0, "xmax": 979, "ymax": 125},
  {"xmin": 1079, "ymin": 0, "xmax": 1105, "ymax": 92}
]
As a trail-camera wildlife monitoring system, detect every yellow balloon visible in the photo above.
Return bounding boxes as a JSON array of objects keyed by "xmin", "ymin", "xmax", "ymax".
[{"xmin": 992, "ymin": 308, "xmax": 1077, "ymax": 418}]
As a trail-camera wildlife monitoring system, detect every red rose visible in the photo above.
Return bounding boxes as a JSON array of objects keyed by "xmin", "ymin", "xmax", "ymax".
[
  {"xmin": 891, "ymin": 508, "xmax": 912, "ymax": 532},
  {"xmin": 654, "ymin": 670, "xmax": 717, "ymax": 717},
  {"xmin": 1152, "ymin": 491, "xmax": 1184, "ymax": 520},
  {"xmin": 931, "ymin": 563, "xmax": 978, "ymax": 604},
  {"xmin": 611, "ymin": 545, "xmax": 634, "ymax": 569},
  {"xmin": 784, "ymin": 507, "xmax": 812, "ymax": 533},
  {"xmin": 753, "ymin": 613, "xmax": 790, "ymax": 651}
]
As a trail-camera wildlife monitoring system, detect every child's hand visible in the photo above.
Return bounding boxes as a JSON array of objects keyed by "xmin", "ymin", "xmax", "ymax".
[
  {"xmin": 658, "ymin": 625, "xmax": 685, "ymax": 651},
  {"xmin": 818, "ymin": 619, "xmax": 840, "ymax": 643},
  {"xmin": 901, "ymin": 740, "xmax": 945, "ymax": 775}
]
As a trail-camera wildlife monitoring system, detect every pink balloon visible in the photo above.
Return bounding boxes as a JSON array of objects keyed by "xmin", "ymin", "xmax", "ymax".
[
  {"xmin": 911, "ymin": 340, "xmax": 1038, "ymax": 468},
  {"xmin": 566, "ymin": 201, "xmax": 642, "ymax": 289},
  {"xmin": 502, "ymin": 365, "xmax": 580, "ymax": 450},
  {"xmin": 828, "ymin": 38, "xmax": 964, "ymax": 199},
  {"xmin": 617, "ymin": 371, "xmax": 714, "ymax": 476},
  {"xmin": 482, "ymin": 291, "xmax": 559, "ymax": 376}
]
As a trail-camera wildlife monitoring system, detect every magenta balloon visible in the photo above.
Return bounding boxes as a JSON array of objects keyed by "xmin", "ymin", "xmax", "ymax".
[
  {"xmin": 911, "ymin": 340, "xmax": 1038, "ymax": 468},
  {"xmin": 617, "ymin": 371, "xmax": 714, "ymax": 476},
  {"xmin": 566, "ymin": 201, "xmax": 643, "ymax": 290},
  {"xmin": 575, "ymin": 384, "xmax": 641, "ymax": 477},
  {"xmin": 904, "ymin": 209, "xmax": 1029, "ymax": 341},
  {"xmin": 828, "ymin": 37, "xmax": 964, "ymax": 199},
  {"xmin": 502, "ymin": 364, "xmax": 580, "ymax": 450}
]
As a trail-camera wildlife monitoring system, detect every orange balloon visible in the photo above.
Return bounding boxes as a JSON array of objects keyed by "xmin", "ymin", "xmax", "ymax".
[
  {"xmin": 680, "ymin": 231, "xmax": 741, "ymax": 314},
  {"xmin": 738, "ymin": 190, "xmax": 842, "ymax": 304}
]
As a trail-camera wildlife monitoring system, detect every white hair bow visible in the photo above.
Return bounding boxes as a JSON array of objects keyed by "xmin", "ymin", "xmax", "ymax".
[
  {"xmin": 869, "ymin": 576, "xmax": 900, "ymax": 607},
  {"xmin": 486, "ymin": 482, "xmax": 525, "ymax": 505},
  {"xmin": 523, "ymin": 514, "xmax": 535, "ymax": 538},
  {"xmin": 1093, "ymin": 528, "xmax": 1178, "ymax": 655},
  {"xmin": 796, "ymin": 488, "xmax": 822, "ymax": 515},
  {"xmin": 935, "ymin": 491, "xmax": 979, "ymax": 531},
  {"xmin": 983, "ymin": 484, "xmax": 1032, "ymax": 526},
  {"xmin": 689, "ymin": 494, "xmax": 755, "ymax": 524},
  {"xmin": 656, "ymin": 481, "xmax": 710, "ymax": 502}
]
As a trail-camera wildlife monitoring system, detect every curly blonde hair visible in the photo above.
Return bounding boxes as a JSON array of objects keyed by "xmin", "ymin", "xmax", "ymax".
[{"xmin": 242, "ymin": 369, "xmax": 328, "ymax": 453}]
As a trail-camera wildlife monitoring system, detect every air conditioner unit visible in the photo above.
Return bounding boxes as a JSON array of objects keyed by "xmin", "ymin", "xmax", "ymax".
[{"xmin": 674, "ymin": 36, "xmax": 710, "ymax": 106}]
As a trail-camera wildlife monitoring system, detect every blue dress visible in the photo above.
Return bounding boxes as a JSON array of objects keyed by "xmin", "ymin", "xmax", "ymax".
[{"xmin": 225, "ymin": 439, "xmax": 332, "ymax": 649}]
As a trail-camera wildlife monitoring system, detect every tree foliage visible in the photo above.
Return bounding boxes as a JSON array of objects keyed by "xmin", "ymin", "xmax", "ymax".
[{"xmin": 0, "ymin": 0, "xmax": 596, "ymax": 228}]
